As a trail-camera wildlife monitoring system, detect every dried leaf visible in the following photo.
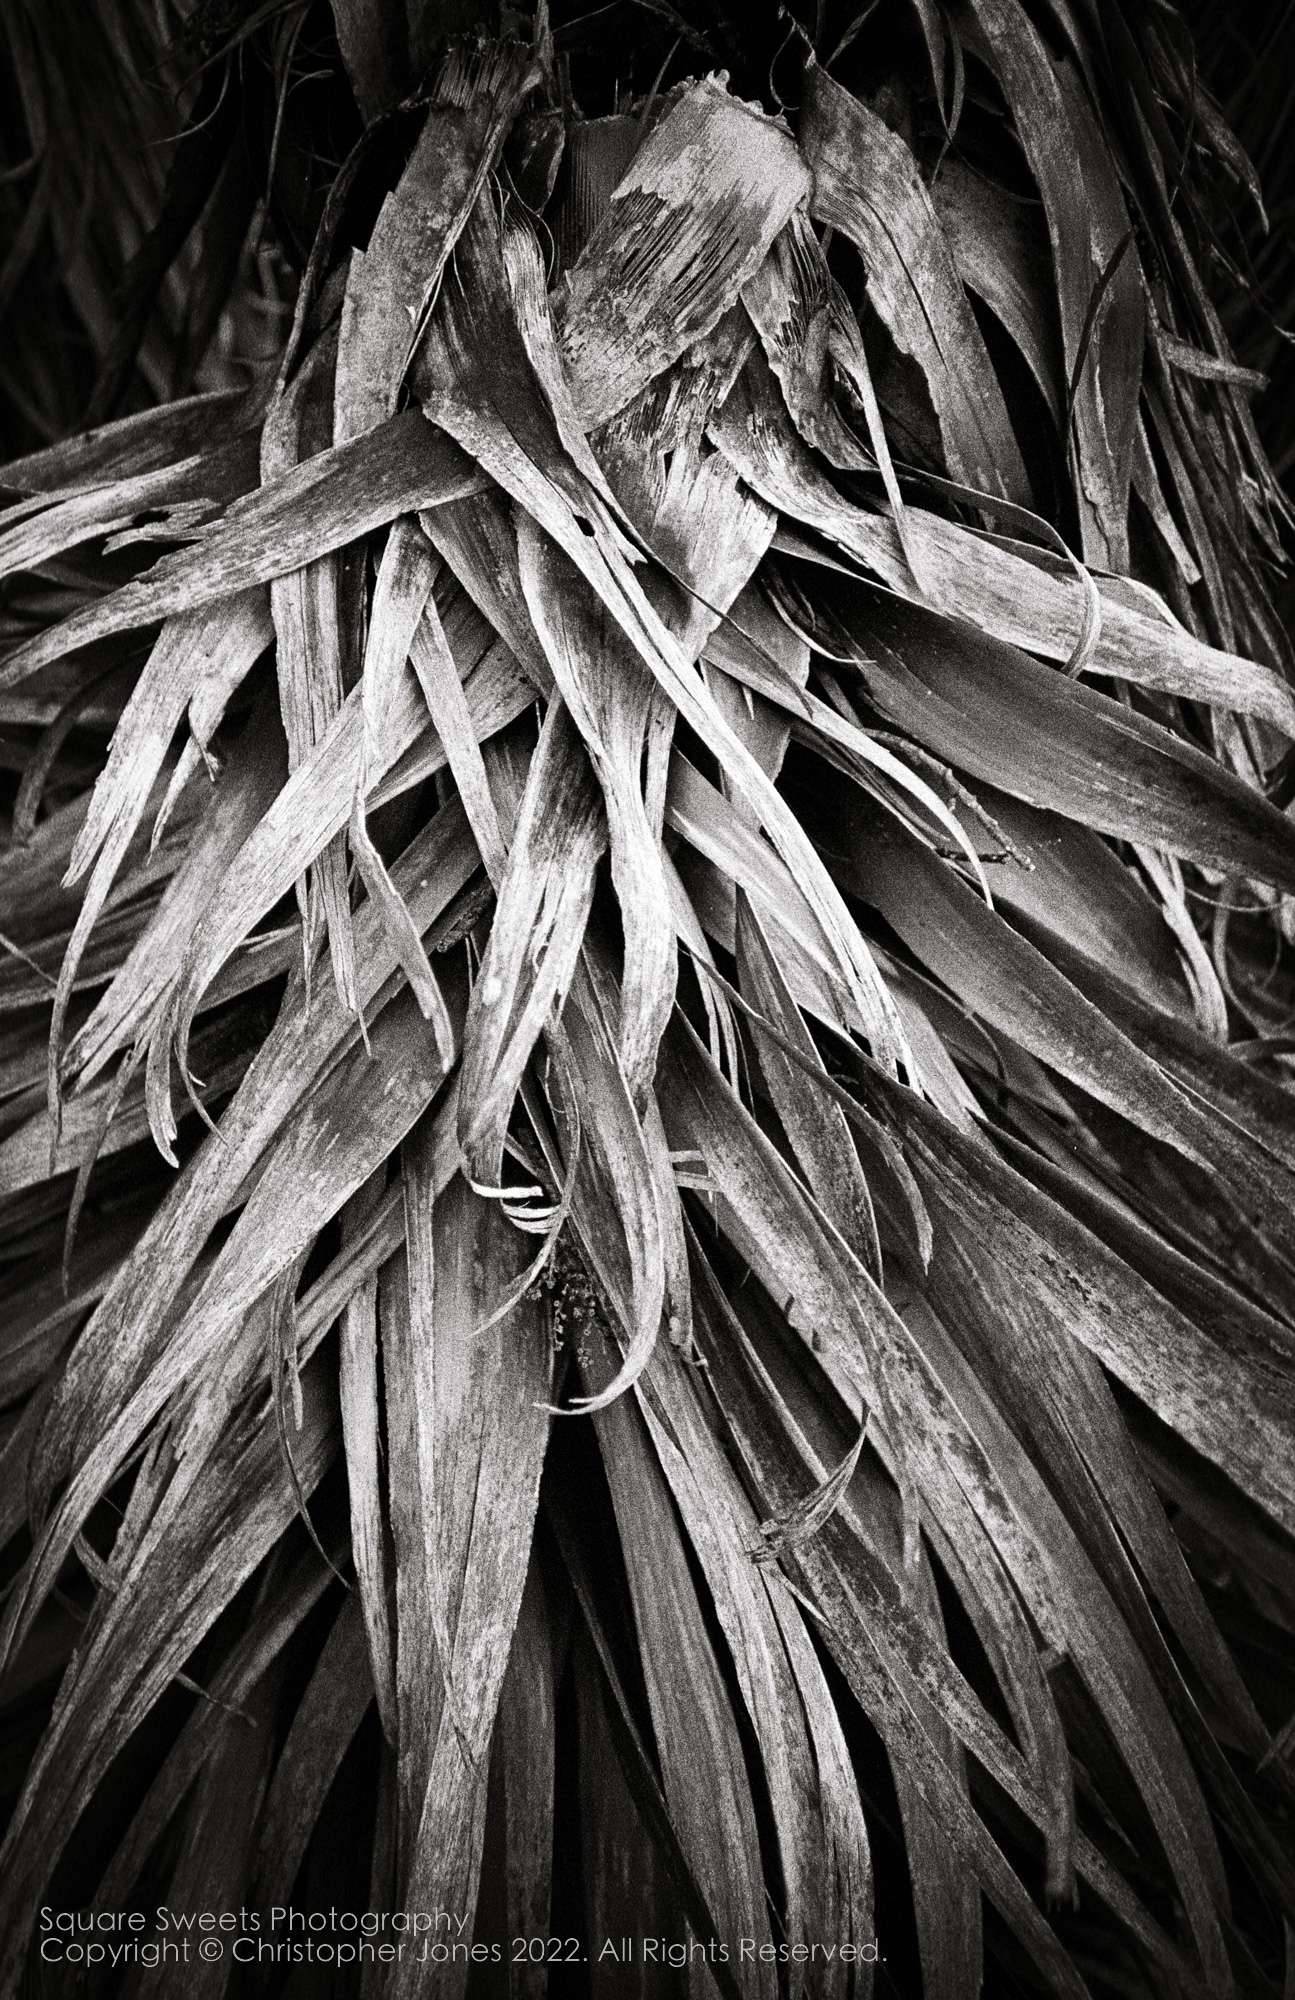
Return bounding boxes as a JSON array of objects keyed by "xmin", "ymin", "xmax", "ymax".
[
  {"xmin": 801, "ymin": 59, "xmax": 1030, "ymax": 504},
  {"xmin": 415, "ymin": 194, "xmax": 912, "ymax": 1076},
  {"xmin": 638, "ymin": 1330, "xmax": 875, "ymax": 1991},
  {"xmin": 327, "ymin": 0, "xmax": 406, "ymax": 123},
  {"xmin": 931, "ymin": 154, "xmax": 1065, "ymax": 424},
  {"xmin": 0, "ymin": 440, "xmax": 254, "ymax": 586},
  {"xmin": 0, "ymin": 413, "xmax": 484, "ymax": 691},
  {"xmin": 518, "ymin": 521, "xmax": 677, "ymax": 1107},
  {"xmin": 712, "ymin": 354, "xmax": 1295, "ymax": 733},
  {"xmin": 0, "ymin": 387, "xmax": 256, "ymax": 494},
  {"xmin": 350, "ymin": 792, "xmax": 457, "ymax": 1064},
  {"xmin": 388, "ymin": 1171, "xmax": 551, "ymax": 1999},
  {"xmin": 334, "ymin": 38, "xmax": 539, "ymax": 440},
  {"xmin": 581, "ymin": 1321, "xmax": 778, "ymax": 1994},
  {"xmin": 963, "ymin": 0, "xmax": 1145, "ymax": 566},
  {"xmin": 135, "ymin": 1665, "xmax": 283, "ymax": 2000},
  {"xmin": 735, "ymin": 888, "xmax": 882, "ymax": 1280},
  {"xmin": 487, "ymin": 1555, "xmax": 556, "ymax": 1984},
  {"xmin": 815, "ymin": 580, "xmax": 1295, "ymax": 885},
  {"xmin": 253, "ymin": 1591, "xmax": 375, "ymax": 1909},
  {"xmin": 408, "ymin": 589, "xmax": 509, "ymax": 884},
  {"xmin": 0, "ymin": 1352, "xmax": 341, "ymax": 1982},
  {"xmin": 458, "ymin": 697, "xmax": 605, "ymax": 1188},
  {"xmin": 262, "ymin": 326, "xmax": 358, "ymax": 1007},
  {"xmin": 552, "ymin": 77, "xmax": 811, "ymax": 430},
  {"xmin": 153, "ymin": 596, "xmax": 530, "ymax": 1150},
  {"xmin": 340, "ymin": 1168, "xmax": 397, "ymax": 1743},
  {"xmin": 549, "ymin": 956, "xmax": 667, "ymax": 1414},
  {"xmin": 65, "ymin": 682, "xmax": 286, "ymax": 1089},
  {"xmin": 29, "ymin": 800, "xmax": 480, "ymax": 1537},
  {"xmin": 91, "ymin": 1544, "xmax": 336, "ymax": 1915},
  {"xmin": 46, "ymin": 591, "xmax": 272, "ymax": 1131},
  {"xmin": 2, "ymin": 981, "xmax": 463, "ymax": 1679}
]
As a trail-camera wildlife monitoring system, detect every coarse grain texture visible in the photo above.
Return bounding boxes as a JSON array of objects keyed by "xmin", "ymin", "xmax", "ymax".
[{"xmin": 0, "ymin": 6, "xmax": 1293, "ymax": 1998}]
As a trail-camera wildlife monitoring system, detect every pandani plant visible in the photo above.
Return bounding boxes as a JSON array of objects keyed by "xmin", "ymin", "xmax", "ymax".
[{"xmin": 1, "ymin": 1, "xmax": 1294, "ymax": 1995}]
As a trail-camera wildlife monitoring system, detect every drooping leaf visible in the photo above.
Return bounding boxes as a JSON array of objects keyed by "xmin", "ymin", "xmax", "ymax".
[
  {"xmin": 485, "ymin": 1555, "xmax": 556, "ymax": 1983},
  {"xmin": 735, "ymin": 889, "xmax": 883, "ymax": 1280},
  {"xmin": 340, "ymin": 1167, "xmax": 397, "ymax": 1743},
  {"xmin": 711, "ymin": 353, "xmax": 1295, "ymax": 733},
  {"xmin": 0, "ymin": 1349, "xmax": 341, "ymax": 1984},
  {"xmin": 552, "ymin": 76, "xmax": 811, "ymax": 430},
  {"xmin": 2, "ymin": 976, "xmax": 464, "ymax": 1681},
  {"xmin": 811, "ymin": 577, "xmax": 1295, "ymax": 887},
  {"xmin": 262, "ymin": 326, "xmax": 358, "ymax": 1008},
  {"xmin": 0, "ymin": 413, "xmax": 484, "ymax": 691},
  {"xmin": 930, "ymin": 154, "xmax": 1065, "ymax": 426},
  {"xmin": 580, "ymin": 1320, "xmax": 779, "ymax": 1993},
  {"xmin": 415, "ymin": 191, "xmax": 913, "ymax": 1075},
  {"xmin": 252, "ymin": 1590, "xmax": 375, "ymax": 1910},
  {"xmin": 800, "ymin": 58, "xmax": 1031, "ymax": 506},
  {"xmin": 27, "ymin": 800, "xmax": 480, "ymax": 1531},
  {"xmin": 334, "ymin": 37, "xmax": 539, "ymax": 441},
  {"xmin": 518, "ymin": 521, "xmax": 677, "ymax": 1108},
  {"xmin": 387, "ymin": 1169, "xmax": 551, "ymax": 2000},
  {"xmin": 963, "ymin": 0, "xmax": 1146, "ymax": 568},
  {"xmin": 458, "ymin": 697, "xmax": 604, "ymax": 1188}
]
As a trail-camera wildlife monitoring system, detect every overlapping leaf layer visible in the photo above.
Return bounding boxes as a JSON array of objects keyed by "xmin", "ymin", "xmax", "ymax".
[{"xmin": 1, "ymin": 4, "xmax": 1293, "ymax": 1995}]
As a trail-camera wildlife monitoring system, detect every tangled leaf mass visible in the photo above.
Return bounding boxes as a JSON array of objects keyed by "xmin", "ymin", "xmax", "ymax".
[{"xmin": 0, "ymin": 1, "xmax": 1293, "ymax": 1994}]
